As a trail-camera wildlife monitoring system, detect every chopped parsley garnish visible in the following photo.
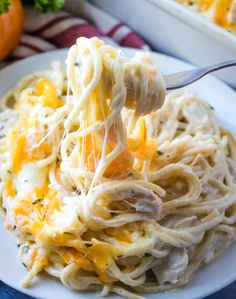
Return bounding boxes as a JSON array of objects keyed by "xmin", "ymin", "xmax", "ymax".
[
  {"xmin": 84, "ymin": 243, "xmax": 92, "ymax": 248},
  {"xmin": 74, "ymin": 60, "xmax": 81, "ymax": 67},
  {"xmin": 32, "ymin": 198, "xmax": 42, "ymax": 205},
  {"xmin": 22, "ymin": 245, "xmax": 29, "ymax": 254},
  {"xmin": 22, "ymin": 262, "xmax": 27, "ymax": 268},
  {"xmin": 141, "ymin": 230, "xmax": 146, "ymax": 237},
  {"xmin": 156, "ymin": 150, "xmax": 163, "ymax": 156},
  {"xmin": 144, "ymin": 252, "xmax": 152, "ymax": 257}
]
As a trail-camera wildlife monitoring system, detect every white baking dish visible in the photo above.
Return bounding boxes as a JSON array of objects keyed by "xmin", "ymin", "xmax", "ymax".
[{"xmin": 89, "ymin": 0, "xmax": 236, "ymax": 88}]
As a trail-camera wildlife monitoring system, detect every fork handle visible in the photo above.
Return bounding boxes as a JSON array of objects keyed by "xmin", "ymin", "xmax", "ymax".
[{"xmin": 165, "ymin": 60, "xmax": 236, "ymax": 90}]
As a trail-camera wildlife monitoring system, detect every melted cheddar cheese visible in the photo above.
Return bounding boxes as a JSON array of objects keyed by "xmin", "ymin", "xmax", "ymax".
[{"xmin": 177, "ymin": 0, "xmax": 236, "ymax": 34}]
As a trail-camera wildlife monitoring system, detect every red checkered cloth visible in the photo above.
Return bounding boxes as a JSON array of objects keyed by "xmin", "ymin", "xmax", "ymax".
[{"xmin": 6, "ymin": 0, "xmax": 149, "ymax": 63}]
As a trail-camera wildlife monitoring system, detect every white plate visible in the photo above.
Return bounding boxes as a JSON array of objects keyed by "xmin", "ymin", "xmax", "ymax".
[{"xmin": 0, "ymin": 48, "xmax": 236, "ymax": 299}]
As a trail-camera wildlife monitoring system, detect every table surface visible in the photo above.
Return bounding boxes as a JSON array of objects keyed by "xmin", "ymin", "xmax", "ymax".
[{"xmin": 1, "ymin": 280, "xmax": 236, "ymax": 299}]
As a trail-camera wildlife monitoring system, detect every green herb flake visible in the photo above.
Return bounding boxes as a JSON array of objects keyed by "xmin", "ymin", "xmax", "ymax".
[
  {"xmin": 22, "ymin": 245, "xmax": 29, "ymax": 254},
  {"xmin": 144, "ymin": 252, "xmax": 152, "ymax": 257},
  {"xmin": 84, "ymin": 243, "xmax": 92, "ymax": 248},
  {"xmin": 22, "ymin": 262, "xmax": 27, "ymax": 268},
  {"xmin": 32, "ymin": 198, "xmax": 42, "ymax": 205},
  {"xmin": 141, "ymin": 230, "xmax": 146, "ymax": 237},
  {"xmin": 156, "ymin": 150, "xmax": 164, "ymax": 156}
]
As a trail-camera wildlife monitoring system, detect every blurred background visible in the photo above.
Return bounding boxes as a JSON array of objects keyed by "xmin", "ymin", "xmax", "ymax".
[{"xmin": 1, "ymin": 0, "xmax": 236, "ymax": 87}]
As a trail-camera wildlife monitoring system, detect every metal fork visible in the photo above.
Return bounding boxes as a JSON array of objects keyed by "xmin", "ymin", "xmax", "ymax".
[{"xmin": 164, "ymin": 60, "xmax": 236, "ymax": 90}]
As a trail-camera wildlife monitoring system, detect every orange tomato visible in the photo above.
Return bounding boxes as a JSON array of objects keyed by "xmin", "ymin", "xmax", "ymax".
[{"xmin": 0, "ymin": 0, "xmax": 24, "ymax": 60}]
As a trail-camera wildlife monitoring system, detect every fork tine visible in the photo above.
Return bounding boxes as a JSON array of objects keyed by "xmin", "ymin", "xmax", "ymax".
[{"xmin": 164, "ymin": 69, "xmax": 200, "ymax": 90}]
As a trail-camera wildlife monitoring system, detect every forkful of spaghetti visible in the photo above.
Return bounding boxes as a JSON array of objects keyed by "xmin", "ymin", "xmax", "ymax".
[{"xmin": 61, "ymin": 37, "xmax": 166, "ymax": 190}]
